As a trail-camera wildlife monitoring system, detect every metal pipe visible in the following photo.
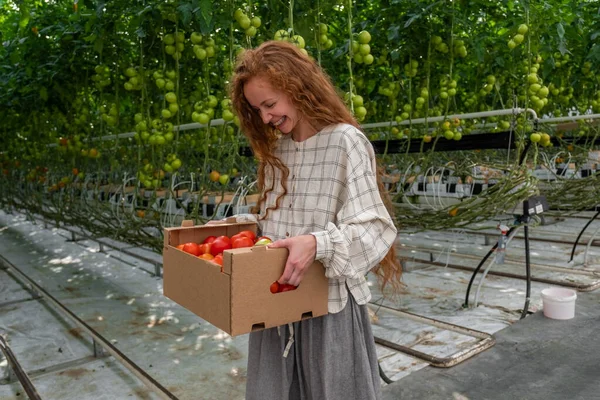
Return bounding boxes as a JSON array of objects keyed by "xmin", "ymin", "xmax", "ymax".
[
  {"xmin": 539, "ymin": 113, "xmax": 600, "ymax": 124},
  {"xmin": 0, "ymin": 335, "xmax": 42, "ymax": 400},
  {"xmin": 362, "ymin": 108, "xmax": 538, "ymax": 129}
]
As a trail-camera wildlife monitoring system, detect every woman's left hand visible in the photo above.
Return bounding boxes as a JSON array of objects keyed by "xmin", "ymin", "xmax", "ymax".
[{"xmin": 268, "ymin": 234, "xmax": 316, "ymax": 287}]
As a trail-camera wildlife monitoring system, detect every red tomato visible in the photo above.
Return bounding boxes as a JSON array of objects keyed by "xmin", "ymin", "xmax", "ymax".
[
  {"xmin": 232, "ymin": 236, "xmax": 254, "ymax": 248},
  {"xmin": 238, "ymin": 230, "xmax": 257, "ymax": 242},
  {"xmin": 213, "ymin": 254, "xmax": 223, "ymax": 266},
  {"xmin": 270, "ymin": 281, "xmax": 280, "ymax": 294},
  {"xmin": 210, "ymin": 236, "xmax": 232, "ymax": 256},
  {"xmin": 202, "ymin": 236, "xmax": 217, "ymax": 244},
  {"xmin": 198, "ymin": 253, "xmax": 214, "ymax": 260},
  {"xmin": 182, "ymin": 242, "xmax": 201, "ymax": 256},
  {"xmin": 199, "ymin": 243, "xmax": 212, "ymax": 255},
  {"xmin": 230, "ymin": 233, "xmax": 244, "ymax": 243},
  {"xmin": 280, "ymin": 284, "xmax": 297, "ymax": 292}
]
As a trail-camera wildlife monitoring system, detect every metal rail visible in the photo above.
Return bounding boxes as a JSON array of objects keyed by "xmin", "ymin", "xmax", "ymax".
[
  {"xmin": 0, "ymin": 335, "xmax": 42, "ymax": 399},
  {"xmin": 0, "ymin": 254, "xmax": 179, "ymax": 400}
]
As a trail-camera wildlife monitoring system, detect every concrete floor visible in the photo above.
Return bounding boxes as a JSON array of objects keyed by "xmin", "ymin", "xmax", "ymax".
[
  {"xmin": 1, "ymin": 209, "xmax": 600, "ymax": 399},
  {"xmin": 382, "ymin": 288, "xmax": 600, "ymax": 400}
]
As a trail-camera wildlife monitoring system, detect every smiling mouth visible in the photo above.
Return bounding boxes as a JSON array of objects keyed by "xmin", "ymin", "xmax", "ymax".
[{"xmin": 272, "ymin": 116, "xmax": 286, "ymax": 128}]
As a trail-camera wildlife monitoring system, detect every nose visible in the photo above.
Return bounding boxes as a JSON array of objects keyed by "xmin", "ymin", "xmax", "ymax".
[{"xmin": 260, "ymin": 109, "xmax": 271, "ymax": 124}]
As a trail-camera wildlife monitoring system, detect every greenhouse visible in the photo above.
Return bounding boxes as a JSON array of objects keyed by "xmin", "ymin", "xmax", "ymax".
[{"xmin": 1, "ymin": 0, "xmax": 600, "ymax": 399}]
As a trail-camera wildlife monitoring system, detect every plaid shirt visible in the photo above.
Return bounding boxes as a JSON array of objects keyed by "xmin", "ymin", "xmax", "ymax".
[{"xmin": 237, "ymin": 123, "xmax": 397, "ymax": 313}]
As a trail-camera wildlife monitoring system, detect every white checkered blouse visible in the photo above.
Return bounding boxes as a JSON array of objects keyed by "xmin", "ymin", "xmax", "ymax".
[{"xmin": 236, "ymin": 123, "xmax": 397, "ymax": 313}]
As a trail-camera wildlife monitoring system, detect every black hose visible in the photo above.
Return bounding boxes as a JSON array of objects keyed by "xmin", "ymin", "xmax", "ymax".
[
  {"xmin": 520, "ymin": 222, "xmax": 531, "ymax": 319},
  {"xmin": 569, "ymin": 210, "xmax": 600, "ymax": 262},
  {"xmin": 463, "ymin": 226, "xmax": 516, "ymax": 308},
  {"xmin": 379, "ymin": 362, "xmax": 394, "ymax": 384}
]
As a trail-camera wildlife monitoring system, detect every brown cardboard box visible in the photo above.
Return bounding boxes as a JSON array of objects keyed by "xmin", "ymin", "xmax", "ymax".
[{"xmin": 163, "ymin": 219, "xmax": 329, "ymax": 336}]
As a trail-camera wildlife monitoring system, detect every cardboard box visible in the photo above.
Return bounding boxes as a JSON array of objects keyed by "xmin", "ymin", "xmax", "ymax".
[{"xmin": 163, "ymin": 219, "xmax": 329, "ymax": 336}]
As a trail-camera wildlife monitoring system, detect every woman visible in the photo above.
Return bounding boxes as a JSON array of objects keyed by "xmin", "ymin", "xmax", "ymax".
[{"xmin": 230, "ymin": 40, "xmax": 402, "ymax": 400}]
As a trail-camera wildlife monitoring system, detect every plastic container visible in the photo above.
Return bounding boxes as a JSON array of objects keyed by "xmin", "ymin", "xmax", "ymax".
[{"xmin": 541, "ymin": 288, "xmax": 577, "ymax": 320}]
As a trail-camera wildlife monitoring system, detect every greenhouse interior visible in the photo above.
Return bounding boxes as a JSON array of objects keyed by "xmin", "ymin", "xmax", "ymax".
[{"xmin": 1, "ymin": 0, "xmax": 600, "ymax": 399}]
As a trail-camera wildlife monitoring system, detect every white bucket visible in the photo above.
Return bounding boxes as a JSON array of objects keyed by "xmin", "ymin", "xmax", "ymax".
[{"xmin": 541, "ymin": 288, "xmax": 577, "ymax": 320}]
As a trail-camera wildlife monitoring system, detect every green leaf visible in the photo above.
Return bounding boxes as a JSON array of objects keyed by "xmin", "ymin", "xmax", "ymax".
[
  {"xmin": 196, "ymin": 0, "xmax": 213, "ymax": 34},
  {"xmin": 93, "ymin": 36, "xmax": 104, "ymax": 54},
  {"xmin": 178, "ymin": 4, "xmax": 193, "ymax": 26},
  {"xmin": 83, "ymin": 33, "xmax": 97, "ymax": 42},
  {"xmin": 557, "ymin": 22, "xmax": 565, "ymax": 39},
  {"xmin": 39, "ymin": 87, "xmax": 48, "ymax": 101}
]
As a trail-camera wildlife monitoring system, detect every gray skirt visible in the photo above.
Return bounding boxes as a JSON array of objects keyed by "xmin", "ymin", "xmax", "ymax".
[{"xmin": 245, "ymin": 296, "xmax": 381, "ymax": 400}]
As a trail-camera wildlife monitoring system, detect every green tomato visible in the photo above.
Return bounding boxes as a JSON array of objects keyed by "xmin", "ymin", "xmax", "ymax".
[
  {"xmin": 354, "ymin": 106, "xmax": 367, "ymax": 119},
  {"xmin": 357, "ymin": 30, "xmax": 371, "ymax": 44},
  {"xmin": 274, "ymin": 29, "xmax": 288, "ymax": 41},
  {"xmin": 239, "ymin": 16, "xmax": 251, "ymax": 29},
  {"xmin": 163, "ymin": 34, "xmax": 175, "ymax": 45},
  {"xmin": 191, "ymin": 32, "xmax": 203, "ymax": 44},
  {"xmin": 518, "ymin": 24, "xmax": 529, "ymax": 35},
  {"xmin": 171, "ymin": 158, "xmax": 182, "ymax": 170},
  {"xmin": 251, "ymin": 16, "xmax": 261, "ymax": 28},
  {"xmin": 291, "ymin": 35, "xmax": 305, "ymax": 49},
  {"xmin": 219, "ymin": 174, "xmax": 230, "ymax": 185},
  {"xmin": 352, "ymin": 95, "xmax": 364, "ymax": 107},
  {"xmin": 197, "ymin": 113, "xmax": 210, "ymax": 125},
  {"xmin": 165, "ymin": 92, "xmax": 177, "ymax": 103}
]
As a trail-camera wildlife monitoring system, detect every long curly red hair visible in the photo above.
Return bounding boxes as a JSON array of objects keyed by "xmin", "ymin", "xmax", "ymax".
[{"xmin": 230, "ymin": 40, "xmax": 402, "ymax": 292}]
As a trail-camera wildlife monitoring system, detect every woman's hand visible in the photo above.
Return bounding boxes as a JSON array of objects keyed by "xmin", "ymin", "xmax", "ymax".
[{"xmin": 268, "ymin": 234, "xmax": 317, "ymax": 287}]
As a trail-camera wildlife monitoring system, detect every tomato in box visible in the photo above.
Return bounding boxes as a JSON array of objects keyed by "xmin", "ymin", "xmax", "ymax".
[
  {"xmin": 210, "ymin": 235, "xmax": 232, "ymax": 256},
  {"xmin": 182, "ymin": 242, "xmax": 201, "ymax": 256}
]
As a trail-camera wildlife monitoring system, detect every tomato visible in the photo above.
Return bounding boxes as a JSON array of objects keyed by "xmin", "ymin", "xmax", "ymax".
[
  {"xmin": 230, "ymin": 233, "xmax": 244, "ymax": 243},
  {"xmin": 269, "ymin": 281, "xmax": 297, "ymax": 293},
  {"xmin": 198, "ymin": 253, "xmax": 214, "ymax": 261},
  {"xmin": 202, "ymin": 236, "xmax": 216, "ymax": 244},
  {"xmin": 270, "ymin": 281, "xmax": 280, "ymax": 294},
  {"xmin": 210, "ymin": 236, "xmax": 232, "ymax": 256},
  {"xmin": 213, "ymin": 254, "xmax": 223, "ymax": 266},
  {"xmin": 176, "ymin": 244, "xmax": 185, "ymax": 250},
  {"xmin": 232, "ymin": 236, "xmax": 254, "ymax": 248},
  {"xmin": 182, "ymin": 242, "xmax": 201, "ymax": 256},
  {"xmin": 280, "ymin": 284, "xmax": 297, "ymax": 292},
  {"xmin": 254, "ymin": 236, "xmax": 272, "ymax": 246},
  {"xmin": 209, "ymin": 170, "xmax": 220, "ymax": 182},
  {"xmin": 237, "ymin": 230, "xmax": 256, "ymax": 242},
  {"xmin": 199, "ymin": 243, "xmax": 212, "ymax": 255}
]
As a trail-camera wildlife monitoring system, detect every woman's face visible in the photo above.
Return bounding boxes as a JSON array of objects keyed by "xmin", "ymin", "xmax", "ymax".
[{"xmin": 243, "ymin": 76, "xmax": 300, "ymax": 136}]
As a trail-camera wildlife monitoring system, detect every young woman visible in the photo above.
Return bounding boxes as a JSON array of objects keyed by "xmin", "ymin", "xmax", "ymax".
[{"xmin": 230, "ymin": 40, "xmax": 402, "ymax": 400}]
